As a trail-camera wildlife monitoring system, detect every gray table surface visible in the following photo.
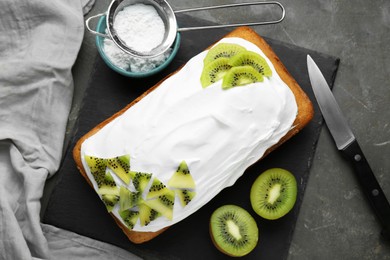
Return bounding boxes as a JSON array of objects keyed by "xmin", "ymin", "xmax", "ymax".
[{"xmin": 44, "ymin": 0, "xmax": 390, "ymax": 259}]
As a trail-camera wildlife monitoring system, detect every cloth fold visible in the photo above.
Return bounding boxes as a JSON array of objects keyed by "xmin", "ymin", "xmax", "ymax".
[{"xmin": 0, "ymin": 0, "xmax": 140, "ymax": 259}]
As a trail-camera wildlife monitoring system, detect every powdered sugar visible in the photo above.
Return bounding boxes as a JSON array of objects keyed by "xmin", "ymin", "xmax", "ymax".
[
  {"xmin": 103, "ymin": 4, "xmax": 171, "ymax": 73},
  {"xmin": 113, "ymin": 3, "xmax": 165, "ymax": 53},
  {"xmin": 103, "ymin": 37, "xmax": 171, "ymax": 72}
]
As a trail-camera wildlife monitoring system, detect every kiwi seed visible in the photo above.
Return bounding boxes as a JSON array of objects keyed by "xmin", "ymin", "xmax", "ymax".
[{"xmin": 250, "ymin": 168, "xmax": 297, "ymax": 220}]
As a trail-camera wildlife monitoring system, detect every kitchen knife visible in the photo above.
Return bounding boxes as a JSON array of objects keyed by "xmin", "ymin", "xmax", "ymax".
[{"xmin": 307, "ymin": 55, "xmax": 390, "ymax": 240}]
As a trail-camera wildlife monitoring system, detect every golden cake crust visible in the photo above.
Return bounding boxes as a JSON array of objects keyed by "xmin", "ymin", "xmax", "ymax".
[{"xmin": 73, "ymin": 26, "xmax": 314, "ymax": 244}]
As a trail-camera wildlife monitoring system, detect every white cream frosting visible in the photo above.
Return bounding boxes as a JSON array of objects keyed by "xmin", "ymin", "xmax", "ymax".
[{"xmin": 80, "ymin": 37, "xmax": 298, "ymax": 232}]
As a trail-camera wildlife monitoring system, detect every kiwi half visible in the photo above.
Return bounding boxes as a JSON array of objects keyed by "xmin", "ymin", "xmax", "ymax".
[
  {"xmin": 250, "ymin": 168, "xmax": 297, "ymax": 220},
  {"xmin": 210, "ymin": 205, "xmax": 258, "ymax": 257},
  {"xmin": 203, "ymin": 43, "xmax": 246, "ymax": 65}
]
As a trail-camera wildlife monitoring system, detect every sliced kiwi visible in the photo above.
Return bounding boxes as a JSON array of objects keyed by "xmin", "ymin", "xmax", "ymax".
[
  {"xmin": 107, "ymin": 154, "xmax": 131, "ymax": 184},
  {"xmin": 144, "ymin": 193, "xmax": 175, "ymax": 220},
  {"xmin": 210, "ymin": 205, "xmax": 258, "ymax": 257},
  {"xmin": 146, "ymin": 177, "xmax": 174, "ymax": 199},
  {"xmin": 177, "ymin": 189, "xmax": 196, "ymax": 207},
  {"xmin": 101, "ymin": 194, "xmax": 119, "ymax": 212},
  {"xmin": 168, "ymin": 160, "xmax": 195, "ymax": 189},
  {"xmin": 119, "ymin": 186, "xmax": 141, "ymax": 211},
  {"xmin": 119, "ymin": 209, "xmax": 139, "ymax": 230},
  {"xmin": 96, "ymin": 170, "xmax": 118, "ymax": 192},
  {"xmin": 139, "ymin": 202, "xmax": 161, "ymax": 226},
  {"xmin": 96, "ymin": 171, "xmax": 119, "ymax": 212},
  {"xmin": 229, "ymin": 50, "xmax": 272, "ymax": 77},
  {"xmin": 222, "ymin": 66, "xmax": 263, "ymax": 89},
  {"xmin": 250, "ymin": 168, "xmax": 297, "ymax": 220},
  {"xmin": 203, "ymin": 43, "xmax": 247, "ymax": 65},
  {"xmin": 130, "ymin": 171, "xmax": 152, "ymax": 193},
  {"xmin": 200, "ymin": 58, "xmax": 232, "ymax": 88},
  {"xmin": 84, "ymin": 155, "xmax": 107, "ymax": 188}
]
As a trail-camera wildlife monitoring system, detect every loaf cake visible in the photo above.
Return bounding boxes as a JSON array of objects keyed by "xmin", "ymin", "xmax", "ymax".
[{"xmin": 73, "ymin": 26, "xmax": 314, "ymax": 244}]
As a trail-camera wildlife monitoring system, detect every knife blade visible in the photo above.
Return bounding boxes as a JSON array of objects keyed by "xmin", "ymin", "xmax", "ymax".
[{"xmin": 307, "ymin": 55, "xmax": 390, "ymax": 240}]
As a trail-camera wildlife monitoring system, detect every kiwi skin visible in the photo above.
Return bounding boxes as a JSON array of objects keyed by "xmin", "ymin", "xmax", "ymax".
[{"xmin": 250, "ymin": 168, "xmax": 297, "ymax": 220}]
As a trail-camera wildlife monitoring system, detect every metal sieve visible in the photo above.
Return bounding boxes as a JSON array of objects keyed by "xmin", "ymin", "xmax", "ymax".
[{"xmin": 86, "ymin": 0, "xmax": 285, "ymax": 58}]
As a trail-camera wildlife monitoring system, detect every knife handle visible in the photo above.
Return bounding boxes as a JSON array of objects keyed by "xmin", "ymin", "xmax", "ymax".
[{"xmin": 342, "ymin": 140, "xmax": 390, "ymax": 240}]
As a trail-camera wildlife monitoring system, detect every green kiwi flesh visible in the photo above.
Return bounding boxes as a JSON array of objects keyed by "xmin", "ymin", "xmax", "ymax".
[
  {"xmin": 168, "ymin": 160, "xmax": 195, "ymax": 189},
  {"xmin": 250, "ymin": 168, "xmax": 297, "ymax": 220},
  {"xmin": 210, "ymin": 205, "xmax": 258, "ymax": 257},
  {"xmin": 139, "ymin": 202, "xmax": 161, "ymax": 226},
  {"xmin": 119, "ymin": 186, "xmax": 141, "ymax": 211},
  {"xmin": 97, "ymin": 171, "xmax": 119, "ymax": 212},
  {"xmin": 107, "ymin": 155, "xmax": 131, "ymax": 184},
  {"xmin": 101, "ymin": 194, "xmax": 119, "ymax": 212},
  {"xmin": 147, "ymin": 177, "xmax": 174, "ymax": 199},
  {"xmin": 144, "ymin": 193, "xmax": 175, "ymax": 220},
  {"xmin": 222, "ymin": 66, "xmax": 263, "ymax": 89},
  {"xmin": 177, "ymin": 189, "xmax": 196, "ymax": 207},
  {"xmin": 203, "ymin": 43, "xmax": 246, "ymax": 65},
  {"xmin": 200, "ymin": 58, "xmax": 232, "ymax": 88},
  {"xmin": 130, "ymin": 171, "xmax": 152, "ymax": 193},
  {"xmin": 229, "ymin": 50, "xmax": 272, "ymax": 77},
  {"xmin": 119, "ymin": 209, "xmax": 139, "ymax": 229},
  {"xmin": 84, "ymin": 155, "xmax": 107, "ymax": 188}
]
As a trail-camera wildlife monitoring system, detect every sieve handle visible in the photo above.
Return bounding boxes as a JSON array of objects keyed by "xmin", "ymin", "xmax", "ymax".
[
  {"xmin": 175, "ymin": 1, "xmax": 285, "ymax": 32},
  {"xmin": 85, "ymin": 12, "xmax": 110, "ymax": 38}
]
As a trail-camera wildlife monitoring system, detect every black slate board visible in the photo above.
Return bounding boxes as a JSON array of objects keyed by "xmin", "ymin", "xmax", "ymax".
[{"xmin": 43, "ymin": 16, "xmax": 339, "ymax": 260}]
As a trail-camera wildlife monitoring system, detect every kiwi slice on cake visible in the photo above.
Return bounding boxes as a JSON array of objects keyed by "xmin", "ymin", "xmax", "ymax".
[
  {"xmin": 168, "ymin": 160, "xmax": 195, "ymax": 189},
  {"xmin": 130, "ymin": 171, "xmax": 152, "ymax": 193},
  {"xmin": 107, "ymin": 154, "xmax": 131, "ymax": 184},
  {"xmin": 97, "ymin": 170, "xmax": 120, "ymax": 212},
  {"xmin": 203, "ymin": 43, "xmax": 246, "ymax": 65},
  {"xmin": 139, "ymin": 202, "xmax": 161, "ymax": 227},
  {"xmin": 97, "ymin": 170, "xmax": 118, "ymax": 195},
  {"xmin": 200, "ymin": 58, "xmax": 232, "ymax": 88},
  {"xmin": 229, "ymin": 50, "xmax": 272, "ymax": 77},
  {"xmin": 84, "ymin": 155, "xmax": 107, "ymax": 188},
  {"xmin": 146, "ymin": 177, "xmax": 174, "ymax": 199},
  {"xmin": 119, "ymin": 209, "xmax": 139, "ymax": 230},
  {"xmin": 119, "ymin": 186, "xmax": 141, "ymax": 211},
  {"xmin": 177, "ymin": 189, "xmax": 196, "ymax": 207},
  {"xmin": 144, "ymin": 192, "xmax": 175, "ymax": 220},
  {"xmin": 250, "ymin": 168, "xmax": 297, "ymax": 220},
  {"xmin": 222, "ymin": 66, "xmax": 263, "ymax": 89},
  {"xmin": 210, "ymin": 205, "xmax": 259, "ymax": 257}
]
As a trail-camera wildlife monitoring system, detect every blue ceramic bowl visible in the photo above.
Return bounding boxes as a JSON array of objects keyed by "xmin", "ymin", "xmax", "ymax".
[{"xmin": 95, "ymin": 16, "xmax": 180, "ymax": 78}]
